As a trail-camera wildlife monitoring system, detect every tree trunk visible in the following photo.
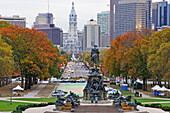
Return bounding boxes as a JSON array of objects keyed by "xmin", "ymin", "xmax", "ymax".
[
  {"xmin": 33, "ymin": 77, "xmax": 35, "ymax": 85},
  {"xmin": 24, "ymin": 75, "xmax": 28, "ymax": 90},
  {"xmin": 6, "ymin": 77, "xmax": 8, "ymax": 85},
  {"xmin": 21, "ymin": 71, "xmax": 24, "ymax": 88},
  {"xmin": 125, "ymin": 75, "xmax": 128, "ymax": 84},
  {"xmin": 164, "ymin": 78, "xmax": 166, "ymax": 87},
  {"xmin": 143, "ymin": 77, "xmax": 146, "ymax": 91},
  {"xmin": 28, "ymin": 77, "xmax": 31, "ymax": 89},
  {"xmin": 168, "ymin": 79, "xmax": 170, "ymax": 89},
  {"xmin": 158, "ymin": 77, "xmax": 162, "ymax": 87},
  {"xmin": 0, "ymin": 77, "xmax": 1, "ymax": 87},
  {"xmin": 2, "ymin": 77, "xmax": 4, "ymax": 87},
  {"xmin": 146, "ymin": 80, "xmax": 147, "ymax": 91}
]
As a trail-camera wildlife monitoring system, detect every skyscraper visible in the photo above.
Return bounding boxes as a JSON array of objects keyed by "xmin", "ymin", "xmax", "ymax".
[
  {"xmin": 34, "ymin": 13, "xmax": 53, "ymax": 25},
  {"xmin": 83, "ymin": 19, "xmax": 100, "ymax": 51},
  {"xmin": 168, "ymin": 0, "xmax": 170, "ymax": 26},
  {"xmin": 0, "ymin": 15, "xmax": 26, "ymax": 28},
  {"xmin": 152, "ymin": 2, "xmax": 158, "ymax": 30},
  {"xmin": 34, "ymin": 13, "xmax": 63, "ymax": 47},
  {"xmin": 157, "ymin": 0, "xmax": 170, "ymax": 30},
  {"xmin": 63, "ymin": 2, "xmax": 82, "ymax": 54},
  {"xmin": 110, "ymin": 0, "xmax": 119, "ymax": 42},
  {"xmin": 110, "ymin": 0, "xmax": 152, "ymax": 40},
  {"xmin": 97, "ymin": 11, "xmax": 110, "ymax": 35}
]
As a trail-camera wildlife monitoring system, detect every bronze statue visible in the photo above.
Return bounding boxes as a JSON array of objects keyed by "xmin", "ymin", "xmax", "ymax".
[{"xmin": 91, "ymin": 45, "xmax": 99, "ymax": 65}]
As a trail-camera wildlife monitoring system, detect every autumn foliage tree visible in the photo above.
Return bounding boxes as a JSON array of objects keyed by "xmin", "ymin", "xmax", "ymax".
[
  {"xmin": 104, "ymin": 28, "xmax": 154, "ymax": 90},
  {"xmin": 0, "ymin": 25, "xmax": 61, "ymax": 89},
  {"xmin": 147, "ymin": 28, "xmax": 170, "ymax": 88}
]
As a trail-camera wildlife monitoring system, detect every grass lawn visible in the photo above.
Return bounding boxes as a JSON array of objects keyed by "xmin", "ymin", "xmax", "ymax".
[
  {"xmin": 13, "ymin": 98, "xmax": 58, "ymax": 103},
  {"xmin": 110, "ymin": 85, "xmax": 134, "ymax": 96},
  {"xmin": 133, "ymin": 99, "xmax": 170, "ymax": 103},
  {"xmin": 0, "ymin": 100, "xmax": 33, "ymax": 111}
]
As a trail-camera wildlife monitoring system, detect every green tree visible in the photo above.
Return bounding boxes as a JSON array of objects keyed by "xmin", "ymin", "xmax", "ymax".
[
  {"xmin": 0, "ymin": 36, "xmax": 14, "ymax": 75},
  {"xmin": 147, "ymin": 28, "xmax": 170, "ymax": 87}
]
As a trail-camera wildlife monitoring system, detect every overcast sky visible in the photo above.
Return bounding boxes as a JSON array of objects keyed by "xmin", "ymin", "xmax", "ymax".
[{"xmin": 0, "ymin": 0, "xmax": 168, "ymax": 32}]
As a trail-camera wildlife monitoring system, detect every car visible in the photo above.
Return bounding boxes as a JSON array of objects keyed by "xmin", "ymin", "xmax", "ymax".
[
  {"xmin": 53, "ymin": 89, "xmax": 68, "ymax": 94},
  {"xmin": 65, "ymin": 79, "xmax": 76, "ymax": 83},
  {"xmin": 52, "ymin": 92, "xmax": 65, "ymax": 97},
  {"xmin": 77, "ymin": 79, "xmax": 86, "ymax": 83},
  {"xmin": 108, "ymin": 89, "xmax": 122, "ymax": 95},
  {"xmin": 105, "ymin": 87, "xmax": 114, "ymax": 92},
  {"xmin": 71, "ymin": 69, "xmax": 74, "ymax": 73},
  {"xmin": 103, "ymin": 79, "xmax": 110, "ymax": 83}
]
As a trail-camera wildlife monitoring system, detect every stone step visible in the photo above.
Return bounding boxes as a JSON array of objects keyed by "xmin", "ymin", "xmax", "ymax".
[{"xmin": 75, "ymin": 105, "xmax": 119, "ymax": 113}]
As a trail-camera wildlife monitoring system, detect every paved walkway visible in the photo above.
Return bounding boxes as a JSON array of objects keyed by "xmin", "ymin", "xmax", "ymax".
[
  {"xmin": 137, "ymin": 105, "xmax": 169, "ymax": 113},
  {"xmin": 24, "ymin": 84, "xmax": 46, "ymax": 98}
]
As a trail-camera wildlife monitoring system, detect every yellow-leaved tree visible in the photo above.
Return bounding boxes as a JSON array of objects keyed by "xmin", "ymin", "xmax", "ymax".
[{"xmin": 147, "ymin": 28, "xmax": 170, "ymax": 87}]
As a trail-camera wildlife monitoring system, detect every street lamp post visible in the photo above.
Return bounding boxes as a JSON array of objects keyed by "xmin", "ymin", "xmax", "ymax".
[{"xmin": 9, "ymin": 85, "xmax": 14, "ymax": 104}]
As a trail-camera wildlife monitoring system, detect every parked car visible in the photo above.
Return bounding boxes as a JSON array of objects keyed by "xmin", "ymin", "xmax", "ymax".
[
  {"xmin": 103, "ymin": 79, "xmax": 110, "ymax": 83},
  {"xmin": 65, "ymin": 79, "xmax": 76, "ymax": 83},
  {"xmin": 77, "ymin": 79, "xmax": 86, "ymax": 83}
]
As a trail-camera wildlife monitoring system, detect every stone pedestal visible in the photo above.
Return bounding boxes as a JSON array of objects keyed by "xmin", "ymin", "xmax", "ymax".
[{"xmin": 83, "ymin": 72, "xmax": 107, "ymax": 100}]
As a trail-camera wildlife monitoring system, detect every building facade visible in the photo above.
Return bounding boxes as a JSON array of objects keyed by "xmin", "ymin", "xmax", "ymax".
[
  {"xmin": 110, "ymin": 0, "xmax": 152, "ymax": 40},
  {"xmin": 97, "ymin": 11, "xmax": 110, "ymax": 35},
  {"xmin": 110, "ymin": 0, "xmax": 119, "ymax": 42},
  {"xmin": 157, "ymin": 0, "xmax": 170, "ymax": 30},
  {"xmin": 152, "ymin": 2, "xmax": 158, "ymax": 30},
  {"xmin": 34, "ymin": 13, "xmax": 63, "ymax": 47},
  {"xmin": 83, "ymin": 19, "xmax": 100, "ymax": 51},
  {"xmin": 63, "ymin": 2, "xmax": 82, "ymax": 54},
  {"xmin": 0, "ymin": 15, "xmax": 26, "ymax": 28},
  {"xmin": 34, "ymin": 13, "xmax": 53, "ymax": 25},
  {"xmin": 100, "ymin": 33, "xmax": 110, "ymax": 47}
]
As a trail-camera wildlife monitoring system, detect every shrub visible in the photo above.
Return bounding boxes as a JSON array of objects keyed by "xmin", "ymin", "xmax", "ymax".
[
  {"xmin": 162, "ymin": 106, "xmax": 170, "ymax": 111},
  {"xmin": 39, "ymin": 103, "xmax": 48, "ymax": 107},
  {"xmin": 150, "ymin": 103, "xmax": 162, "ymax": 108},
  {"xmin": 136, "ymin": 102, "xmax": 141, "ymax": 105},
  {"xmin": 15, "ymin": 102, "xmax": 54, "ymax": 112},
  {"xmin": 16, "ymin": 105, "xmax": 28, "ymax": 111},
  {"xmin": 48, "ymin": 102, "xmax": 55, "ymax": 105},
  {"xmin": 144, "ymin": 104, "xmax": 149, "ymax": 107}
]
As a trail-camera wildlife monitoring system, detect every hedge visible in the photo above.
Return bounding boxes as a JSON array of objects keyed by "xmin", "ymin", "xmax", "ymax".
[
  {"xmin": 12, "ymin": 102, "xmax": 55, "ymax": 113},
  {"xmin": 143, "ymin": 103, "xmax": 170, "ymax": 112}
]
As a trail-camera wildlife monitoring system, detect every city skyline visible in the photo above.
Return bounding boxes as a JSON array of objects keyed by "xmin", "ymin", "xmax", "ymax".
[{"xmin": 0, "ymin": 0, "xmax": 168, "ymax": 32}]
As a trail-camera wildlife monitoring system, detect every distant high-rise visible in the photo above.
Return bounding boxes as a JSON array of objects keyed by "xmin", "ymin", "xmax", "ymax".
[
  {"xmin": 63, "ymin": 2, "xmax": 82, "ymax": 54},
  {"xmin": 110, "ymin": 0, "xmax": 152, "ymax": 40},
  {"xmin": 97, "ymin": 11, "xmax": 110, "ymax": 35},
  {"xmin": 0, "ymin": 15, "xmax": 26, "ymax": 28},
  {"xmin": 34, "ymin": 13, "xmax": 53, "ymax": 25},
  {"xmin": 83, "ymin": 19, "xmax": 100, "ymax": 51},
  {"xmin": 157, "ymin": 0, "xmax": 170, "ymax": 30},
  {"xmin": 34, "ymin": 13, "xmax": 63, "ymax": 47},
  {"xmin": 110, "ymin": 0, "xmax": 119, "ymax": 42},
  {"xmin": 152, "ymin": 2, "xmax": 158, "ymax": 30},
  {"xmin": 168, "ymin": 0, "xmax": 170, "ymax": 26}
]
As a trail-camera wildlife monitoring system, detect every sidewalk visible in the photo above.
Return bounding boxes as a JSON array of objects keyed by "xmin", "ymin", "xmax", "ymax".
[
  {"xmin": 24, "ymin": 84, "xmax": 46, "ymax": 98},
  {"xmin": 128, "ymin": 87, "xmax": 170, "ymax": 100}
]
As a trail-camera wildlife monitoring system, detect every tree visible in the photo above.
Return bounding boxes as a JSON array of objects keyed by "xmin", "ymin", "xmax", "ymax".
[
  {"xmin": 0, "ymin": 21, "xmax": 12, "ymax": 29},
  {"xmin": 125, "ymin": 38, "xmax": 150, "ymax": 90},
  {"xmin": 147, "ymin": 28, "xmax": 170, "ymax": 87},
  {"xmin": 0, "ymin": 36, "xmax": 14, "ymax": 87},
  {"xmin": 0, "ymin": 25, "xmax": 60, "ymax": 89}
]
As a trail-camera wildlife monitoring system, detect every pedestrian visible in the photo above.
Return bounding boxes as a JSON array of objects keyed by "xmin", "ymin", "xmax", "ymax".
[
  {"xmin": 95, "ymin": 96, "xmax": 98, "ymax": 104},
  {"xmin": 91, "ymin": 97, "xmax": 94, "ymax": 103}
]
